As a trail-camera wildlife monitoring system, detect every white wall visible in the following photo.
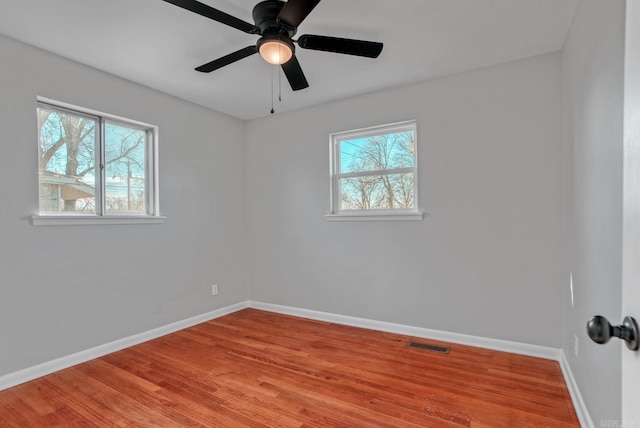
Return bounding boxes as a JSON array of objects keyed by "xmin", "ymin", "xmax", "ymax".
[
  {"xmin": 562, "ymin": 0, "xmax": 625, "ymax": 423},
  {"xmin": 246, "ymin": 52, "xmax": 564, "ymax": 347},
  {"xmin": 0, "ymin": 34, "xmax": 248, "ymax": 376}
]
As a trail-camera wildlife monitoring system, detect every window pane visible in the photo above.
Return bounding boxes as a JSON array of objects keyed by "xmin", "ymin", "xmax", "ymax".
[
  {"xmin": 104, "ymin": 121, "xmax": 147, "ymax": 215},
  {"xmin": 340, "ymin": 130, "xmax": 415, "ymax": 174},
  {"xmin": 340, "ymin": 172, "xmax": 415, "ymax": 210},
  {"xmin": 37, "ymin": 106, "xmax": 97, "ymax": 213}
]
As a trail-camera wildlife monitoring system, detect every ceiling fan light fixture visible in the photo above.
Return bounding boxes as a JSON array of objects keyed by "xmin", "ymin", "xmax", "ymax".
[{"xmin": 258, "ymin": 36, "xmax": 294, "ymax": 65}]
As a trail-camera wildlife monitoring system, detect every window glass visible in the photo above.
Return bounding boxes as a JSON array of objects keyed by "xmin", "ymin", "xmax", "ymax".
[
  {"xmin": 37, "ymin": 100, "xmax": 158, "ymax": 217},
  {"xmin": 340, "ymin": 172, "xmax": 415, "ymax": 210},
  {"xmin": 104, "ymin": 122, "xmax": 147, "ymax": 214},
  {"xmin": 340, "ymin": 131, "xmax": 415, "ymax": 174},
  {"xmin": 38, "ymin": 106, "xmax": 98, "ymax": 213},
  {"xmin": 331, "ymin": 121, "xmax": 418, "ymax": 214}
]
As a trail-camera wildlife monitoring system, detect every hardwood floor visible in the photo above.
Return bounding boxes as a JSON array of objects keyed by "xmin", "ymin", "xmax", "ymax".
[{"xmin": 0, "ymin": 309, "xmax": 579, "ymax": 427}]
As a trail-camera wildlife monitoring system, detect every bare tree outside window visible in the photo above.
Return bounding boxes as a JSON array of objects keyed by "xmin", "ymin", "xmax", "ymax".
[
  {"xmin": 37, "ymin": 102, "xmax": 152, "ymax": 215},
  {"xmin": 333, "ymin": 122, "xmax": 417, "ymax": 212},
  {"xmin": 104, "ymin": 122, "xmax": 147, "ymax": 214}
]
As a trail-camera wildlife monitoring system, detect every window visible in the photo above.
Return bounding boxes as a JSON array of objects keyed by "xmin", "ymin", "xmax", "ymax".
[
  {"xmin": 327, "ymin": 120, "xmax": 422, "ymax": 221},
  {"xmin": 33, "ymin": 98, "xmax": 162, "ymax": 225}
]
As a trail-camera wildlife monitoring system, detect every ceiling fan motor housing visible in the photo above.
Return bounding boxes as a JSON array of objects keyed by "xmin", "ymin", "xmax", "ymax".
[{"xmin": 252, "ymin": 0, "xmax": 296, "ymax": 37}]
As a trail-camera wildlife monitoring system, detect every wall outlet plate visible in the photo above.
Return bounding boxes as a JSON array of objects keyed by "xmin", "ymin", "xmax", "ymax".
[{"xmin": 212, "ymin": 284, "xmax": 218, "ymax": 296}]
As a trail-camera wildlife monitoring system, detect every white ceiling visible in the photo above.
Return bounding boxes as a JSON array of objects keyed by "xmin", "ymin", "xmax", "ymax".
[{"xmin": 0, "ymin": 0, "xmax": 578, "ymax": 120}]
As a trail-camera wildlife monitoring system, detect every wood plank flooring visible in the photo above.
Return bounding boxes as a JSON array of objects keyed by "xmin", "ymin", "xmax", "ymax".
[{"xmin": 0, "ymin": 309, "xmax": 579, "ymax": 427}]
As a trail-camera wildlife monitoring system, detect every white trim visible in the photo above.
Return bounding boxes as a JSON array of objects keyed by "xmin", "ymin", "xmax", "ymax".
[
  {"xmin": 0, "ymin": 302, "xmax": 247, "ymax": 391},
  {"xmin": 337, "ymin": 167, "xmax": 416, "ymax": 180},
  {"xmin": 559, "ymin": 351, "xmax": 594, "ymax": 428},
  {"xmin": 331, "ymin": 120, "xmax": 418, "ymax": 141},
  {"xmin": 37, "ymin": 96, "xmax": 155, "ymax": 130},
  {"xmin": 248, "ymin": 301, "xmax": 560, "ymax": 360},
  {"xmin": 324, "ymin": 211, "xmax": 424, "ymax": 222},
  {"xmin": 151, "ymin": 129, "xmax": 160, "ymax": 216},
  {"xmin": 31, "ymin": 214, "xmax": 166, "ymax": 226}
]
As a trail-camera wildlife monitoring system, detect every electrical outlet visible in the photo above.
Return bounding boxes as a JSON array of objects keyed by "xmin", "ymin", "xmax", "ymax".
[
  {"xmin": 211, "ymin": 284, "xmax": 218, "ymax": 296},
  {"xmin": 574, "ymin": 334, "xmax": 579, "ymax": 357}
]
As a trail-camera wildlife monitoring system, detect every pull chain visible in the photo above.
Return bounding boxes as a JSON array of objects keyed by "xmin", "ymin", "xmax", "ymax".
[
  {"xmin": 279, "ymin": 63, "xmax": 282, "ymax": 102},
  {"xmin": 279, "ymin": 40, "xmax": 282, "ymax": 102},
  {"xmin": 270, "ymin": 64, "xmax": 275, "ymax": 114}
]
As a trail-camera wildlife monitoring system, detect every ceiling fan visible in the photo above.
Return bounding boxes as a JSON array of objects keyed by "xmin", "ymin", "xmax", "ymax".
[{"xmin": 162, "ymin": 0, "xmax": 384, "ymax": 91}]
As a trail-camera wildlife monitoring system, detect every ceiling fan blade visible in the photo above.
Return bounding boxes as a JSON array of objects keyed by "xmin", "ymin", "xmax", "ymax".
[
  {"xmin": 297, "ymin": 34, "xmax": 383, "ymax": 58},
  {"xmin": 162, "ymin": 0, "xmax": 257, "ymax": 34},
  {"xmin": 281, "ymin": 56, "xmax": 309, "ymax": 91},
  {"xmin": 195, "ymin": 46, "xmax": 258, "ymax": 73},
  {"xmin": 277, "ymin": 0, "xmax": 321, "ymax": 28}
]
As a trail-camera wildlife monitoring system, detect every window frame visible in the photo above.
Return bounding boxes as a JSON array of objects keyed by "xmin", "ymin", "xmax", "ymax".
[
  {"xmin": 326, "ymin": 120, "xmax": 423, "ymax": 222},
  {"xmin": 32, "ymin": 97, "xmax": 164, "ymax": 226}
]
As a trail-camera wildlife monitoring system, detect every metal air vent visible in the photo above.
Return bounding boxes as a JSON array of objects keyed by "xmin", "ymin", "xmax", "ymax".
[{"xmin": 408, "ymin": 341, "xmax": 450, "ymax": 354}]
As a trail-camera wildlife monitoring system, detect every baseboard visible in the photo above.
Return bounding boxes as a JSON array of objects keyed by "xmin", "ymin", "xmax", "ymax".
[
  {"xmin": 559, "ymin": 350, "xmax": 594, "ymax": 428},
  {"xmin": 0, "ymin": 301, "xmax": 248, "ymax": 392},
  {"xmin": 248, "ymin": 301, "xmax": 561, "ymax": 360}
]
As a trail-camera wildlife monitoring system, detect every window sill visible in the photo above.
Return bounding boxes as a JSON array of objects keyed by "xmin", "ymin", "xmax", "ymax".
[
  {"xmin": 324, "ymin": 211, "xmax": 424, "ymax": 222},
  {"xmin": 31, "ymin": 215, "xmax": 166, "ymax": 226}
]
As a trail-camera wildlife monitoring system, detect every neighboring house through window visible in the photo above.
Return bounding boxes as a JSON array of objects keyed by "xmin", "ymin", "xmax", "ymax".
[{"xmin": 34, "ymin": 98, "xmax": 162, "ymax": 225}]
